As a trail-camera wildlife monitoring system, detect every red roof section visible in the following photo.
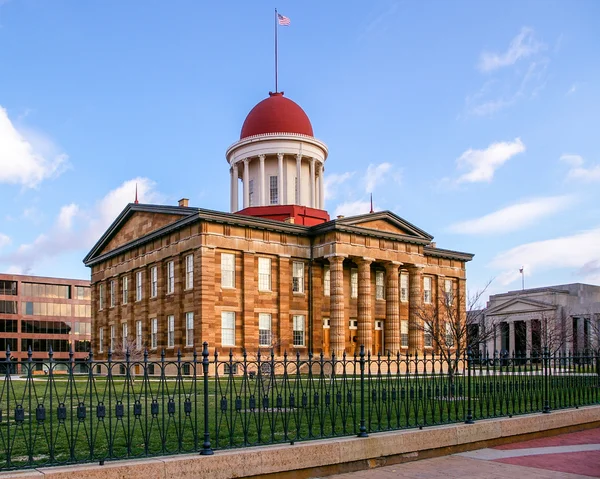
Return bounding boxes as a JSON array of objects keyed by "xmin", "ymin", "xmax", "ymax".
[{"xmin": 240, "ymin": 92, "xmax": 314, "ymax": 139}]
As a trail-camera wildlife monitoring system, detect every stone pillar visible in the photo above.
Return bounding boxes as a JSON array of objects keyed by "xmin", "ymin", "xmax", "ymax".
[
  {"xmin": 508, "ymin": 321, "xmax": 515, "ymax": 355},
  {"xmin": 232, "ymin": 163, "xmax": 239, "ymax": 212},
  {"xmin": 565, "ymin": 314, "xmax": 574, "ymax": 353},
  {"xmin": 408, "ymin": 265, "xmax": 424, "ymax": 355},
  {"xmin": 277, "ymin": 153, "xmax": 284, "ymax": 205},
  {"xmin": 357, "ymin": 257, "xmax": 373, "ymax": 353},
  {"xmin": 319, "ymin": 163, "xmax": 325, "ymax": 210},
  {"xmin": 278, "ymin": 255, "xmax": 291, "ymax": 353},
  {"xmin": 259, "ymin": 154, "xmax": 266, "ymax": 206},
  {"xmin": 526, "ymin": 319, "xmax": 532, "ymax": 357},
  {"xmin": 296, "ymin": 154, "xmax": 302, "ymax": 204},
  {"xmin": 384, "ymin": 262, "xmax": 401, "ymax": 354},
  {"xmin": 243, "ymin": 251, "xmax": 256, "ymax": 350},
  {"xmin": 199, "ymin": 246, "xmax": 216, "ymax": 349},
  {"xmin": 243, "ymin": 158, "xmax": 250, "ymax": 209},
  {"xmin": 577, "ymin": 316, "xmax": 585, "ymax": 353},
  {"xmin": 310, "ymin": 158, "xmax": 316, "ymax": 208},
  {"xmin": 328, "ymin": 255, "xmax": 345, "ymax": 357}
]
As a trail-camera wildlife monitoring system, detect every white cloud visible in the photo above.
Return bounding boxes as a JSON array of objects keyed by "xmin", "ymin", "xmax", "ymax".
[
  {"xmin": 365, "ymin": 162, "xmax": 392, "ymax": 192},
  {"xmin": 560, "ymin": 154, "xmax": 600, "ymax": 182},
  {"xmin": 478, "ymin": 27, "xmax": 544, "ymax": 73},
  {"xmin": 0, "ymin": 233, "xmax": 11, "ymax": 249},
  {"xmin": 324, "ymin": 172, "xmax": 354, "ymax": 200},
  {"xmin": 334, "ymin": 200, "xmax": 372, "ymax": 218},
  {"xmin": 489, "ymin": 227, "xmax": 600, "ymax": 285},
  {"xmin": 0, "ymin": 106, "xmax": 68, "ymax": 188},
  {"xmin": 456, "ymin": 138, "xmax": 525, "ymax": 184},
  {"xmin": 57, "ymin": 203, "xmax": 80, "ymax": 231},
  {"xmin": 567, "ymin": 83, "xmax": 578, "ymax": 95},
  {"xmin": 447, "ymin": 195, "xmax": 575, "ymax": 235}
]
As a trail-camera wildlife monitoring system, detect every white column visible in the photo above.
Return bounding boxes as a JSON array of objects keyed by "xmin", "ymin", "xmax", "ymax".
[
  {"xmin": 509, "ymin": 321, "xmax": 515, "ymax": 355},
  {"xmin": 296, "ymin": 154, "xmax": 302, "ymax": 204},
  {"xmin": 309, "ymin": 158, "xmax": 316, "ymax": 208},
  {"xmin": 526, "ymin": 319, "xmax": 532, "ymax": 357},
  {"xmin": 258, "ymin": 154, "xmax": 266, "ymax": 206},
  {"xmin": 577, "ymin": 317, "xmax": 585, "ymax": 352},
  {"xmin": 243, "ymin": 158, "xmax": 250, "ymax": 209},
  {"xmin": 318, "ymin": 163, "xmax": 325, "ymax": 210},
  {"xmin": 277, "ymin": 153, "xmax": 284, "ymax": 205},
  {"xmin": 232, "ymin": 163, "xmax": 239, "ymax": 212}
]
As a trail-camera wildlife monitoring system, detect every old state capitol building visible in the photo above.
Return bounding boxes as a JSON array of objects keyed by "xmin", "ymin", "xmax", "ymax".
[{"xmin": 83, "ymin": 91, "xmax": 473, "ymax": 359}]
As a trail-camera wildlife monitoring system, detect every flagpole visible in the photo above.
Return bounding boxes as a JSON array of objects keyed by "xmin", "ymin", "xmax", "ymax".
[
  {"xmin": 274, "ymin": 8, "xmax": 278, "ymax": 93},
  {"xmin": 521, "ymin": 267, "xmax": 525, "ymax": 290}
]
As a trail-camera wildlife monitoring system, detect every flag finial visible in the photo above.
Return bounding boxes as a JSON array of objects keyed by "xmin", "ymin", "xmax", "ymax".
[{"xmin": 134, "ymin": 183, "xmax": 139, "ymax": 204}]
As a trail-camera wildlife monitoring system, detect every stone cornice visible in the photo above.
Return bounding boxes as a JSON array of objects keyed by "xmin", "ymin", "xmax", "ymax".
[
  {"xmin": 226, "ymin": 132, "xmax": 329, "ymax": 160},
  {"xmin": 423, "ymin": 245, "xmax": 474, "ymax": 262}
]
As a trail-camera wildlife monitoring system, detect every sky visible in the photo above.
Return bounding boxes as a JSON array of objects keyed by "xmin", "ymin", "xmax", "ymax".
[{"xmin": 1, "ymin": 0, "xmax": 599, "ymax": 306}]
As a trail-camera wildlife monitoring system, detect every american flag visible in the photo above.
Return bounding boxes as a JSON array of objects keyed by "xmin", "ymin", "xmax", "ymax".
[
  {"xmin": 519, "ymin": 267, "xmax": 524, "ymax": 274},
  {"xmin": 277, "ymin": 13, "xmax": 291, "ymax": 26}
]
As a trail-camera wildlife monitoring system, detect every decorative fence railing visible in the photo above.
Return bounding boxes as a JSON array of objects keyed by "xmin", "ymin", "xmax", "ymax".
[{"xmin": 1, "ymin": 344, "xmax": 599, "ymax": 470}]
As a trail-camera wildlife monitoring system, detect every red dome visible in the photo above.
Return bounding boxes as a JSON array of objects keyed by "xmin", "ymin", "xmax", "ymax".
[{"xmin": 240, "ymin": 92, "xmax": 314, "ymax": 139}]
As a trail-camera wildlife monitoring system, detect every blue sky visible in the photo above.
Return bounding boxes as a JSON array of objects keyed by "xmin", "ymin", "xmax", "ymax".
[{"xmin": 1, "ymin": 0, "xmax": 599, "ymax": 304}]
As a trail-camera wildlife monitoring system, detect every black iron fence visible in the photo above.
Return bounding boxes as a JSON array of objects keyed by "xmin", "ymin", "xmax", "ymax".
[{"xmin": 1, "ymin": 344, "xmax": 599, "ymax": 471}]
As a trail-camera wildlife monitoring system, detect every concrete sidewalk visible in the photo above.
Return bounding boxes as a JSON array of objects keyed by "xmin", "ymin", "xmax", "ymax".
[{"xmin": 326, "ymin": 428, "xmax": 600, "ymax": 478}]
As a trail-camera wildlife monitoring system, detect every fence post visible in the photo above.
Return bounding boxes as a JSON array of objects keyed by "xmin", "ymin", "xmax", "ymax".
[
  {"xmin": 465, "ymin": 346, "xmax": 474, "ymax": 424},
  {"xmin": 200, "ymin": 342, "xmax": 214, "ymax": 455},
  {"xmin": 358, "ymin": 344, "xmax": 368, "ymax": 438},
  {"xmin": 542, "ymin": 346, "xmax": 550, "ymax": 414}
]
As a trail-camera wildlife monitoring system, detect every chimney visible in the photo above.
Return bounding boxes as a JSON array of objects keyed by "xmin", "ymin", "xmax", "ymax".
[
  {"xmin": 178, "ymin": 198, "xmax": 189, "ymax": 208},
  {"xmin": 284, "ymin": 217, "xmax": 295, "ymax": 224},
  {"xmin": 337, "ymin": 215, "xmax": 344, "ymax": 219},
  {"xmin": 430, "ymin": 242, "xmax": 437, "ymax": 248}
]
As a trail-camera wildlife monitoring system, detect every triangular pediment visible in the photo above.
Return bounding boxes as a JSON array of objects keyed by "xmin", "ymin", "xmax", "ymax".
[
  {"xmin": 486, "ymin": 297, "xmax": 557, "ymax": 316},
  {"xmin": 336, "ymin": 211, "xmax": 433, "ymax": 240}
]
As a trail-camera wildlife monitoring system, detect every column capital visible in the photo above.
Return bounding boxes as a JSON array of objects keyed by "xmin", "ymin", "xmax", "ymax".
[
  {"xmin": 407, "ymin": 263, "xmax": 426, "ymax": 271},
  {"xmin": 356, "ymin": 256, "xmax": 375, "ymax": 265},
  {"xmin": 325, "ymin": 253, "xmax": 347, "ymax": 263},
  {"xmin": 258, "ymin": 154, "xmax": 266, "ymax": 161},
  {"xmin": 385, "ymin": 261, "xmax": 401, "ymax": 273},
  {"xmin": 277, "ymin": 152, "xmax": 284, "ymax": 160},
  {"xmin": 243, "ymin": 157, "xmax": 250, "ymax": 165},
  {"xmin": 296, "ymin": 153, "xmax": 302, "ymax": 161}
]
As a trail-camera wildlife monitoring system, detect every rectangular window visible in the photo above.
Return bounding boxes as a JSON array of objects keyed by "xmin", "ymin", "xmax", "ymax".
[
  {"xmin": 258, "ymin": 313, "xmax": 272, "ymax": 347},
  {"xmin": 166, "ymin": 261, "xmax": 175, "ymax": 294},
  {"xmin": 122, "ymin": 276, "xmax": 128, "ymax": 305},
  {"xmin": 167, "ymin": 315, "xmax": 175, "ymax": 348},
  {"xmin": 151, "ymin": 318, "xmax": 158, "ymax": 349},
  {"xmin": 375, "ymin": 271, "xmax": 385, "ymax": 300},
  {"xmin": 350, "ymin": 268, "xmax": 358, "ymax": 298},
  {"xmin": 249, "ymin": 179, "xmax": 254, "ymax": 206},
  {"xmin": 110, "ymin": 280, "xmax": 115, "ymax": 307},
  {"xmin": 185, "ymin": 254, "xmax": 194, "ymax": 289},
  {"xmin": 292, "ymin": 261, "xmax": 304, "ymax": 293},
  {"xmin": 99, "ymin": 284, "xmax": 104, "ymax": 310},
  {"xmin": 424, "ymin": 277, "xmax": 432, "ymax": 304},
  {"xmin": 151, "ymin": 266, "xmax": 158, "ymax": 297},
  {"xmin": 221, "ymin": 311, "xmax": 236, "ymax": 347},
  {"xmin": 323, "ymin": 317, "xmax": 330, "ymax": 329},
  {"xmin": 136, "ymin": 271, "xmax": 143, "ymax": 301},
  {"xmin": 0, "ymin": 280, "xmax": 17, "ymax": 295},
  {"xmin": 136, "ymin": 320, "xmax": 142, "ymax": 350},
  {"xmin": 269, "ymin": 176, "xmax": 278, "ymax": 205},
  {"xmin": 446, "ymin": 322, "xmax": 454, "ymax": 347},
  {"xmin": 424, "ymin": 322, "xmax": 433, "ymax": 347},
  {"xmin": 185, "ymin": 312, "xmax": 194, "ymax": 347},
  {"xmin": 122, "ymin": 322, "xmax": 128, "ymax": 351},
  {"xmin": 401, "ymin": 320, "xmax": 408, "ymax": 348},
  {"xmin": 0, "ymin": 300, "xmax": 17, "ymax": 314},
  {"xmin": 349, "ymin": 319, "xmax": 358, "ymax": 330},
  {"xmin": 400, "ymin": 274, "xmax": 408, "ymax": 302},
  {"xmin": 258, "ymin": 257, "xmax": 271, "ymax": 291},
  {"xmin": 99, "ymin": 328, "xmax": 104, "ymax": 353},
  {"xmin": 221, "ymin": 253, "xmax": 235, "ymax": 288},
  {"xmin": 444, "ymin": 279, "xmax": 453, "ymax": 303},
  {"xmin": 293, "ymin": 315, "xmax": 305, "ymax": 346},
  {"xmin": 323, "ymin": 265, "xmax": 330, "ymax": 296},
  {"xmin": 110, "ymin": 325, "xmax": 115, "ymax": 351}
]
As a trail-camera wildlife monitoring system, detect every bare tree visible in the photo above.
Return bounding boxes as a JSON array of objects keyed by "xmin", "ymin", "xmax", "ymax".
[{"xmin": 109, "ymin": 334, "xmax": 146, "ymax": 381}]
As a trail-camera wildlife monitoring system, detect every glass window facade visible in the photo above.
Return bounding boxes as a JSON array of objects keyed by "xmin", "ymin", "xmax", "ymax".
[{"xmin": 22, "ymin": 283, "xmax": 71, "ymax": 299}]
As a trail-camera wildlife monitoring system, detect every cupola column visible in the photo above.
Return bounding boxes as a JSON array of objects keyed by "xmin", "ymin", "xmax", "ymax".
[
  {"xmin": 318, "ymin": 163, "xmax": 325, "ymax": 210},
  {"xmin": 243, "ymin": 158, "xmax": 250, "ymax": 209},
  {"xmin": 296, "ymin": 154, "xmax": 302, "ymax": 204},
  {"xmin": 310, "ymin": 158, "xmax": 316, "ymax": 208},
  {"xmin": 230, "ymin": 167, "xmax": 235, "ymax": 212},
  {"xmin": 277, "ymin": 153, "xmax": 284, "ymax": 205},
  {"xmin": 259, "ymin": 155, "xmax": 266, "ymax": 206}
]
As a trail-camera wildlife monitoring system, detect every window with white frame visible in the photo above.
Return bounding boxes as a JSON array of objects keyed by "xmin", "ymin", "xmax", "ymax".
[
  {"xmin": 258, "ymin": 313, "xmax": 272, "ymax": 347},
  {"xmin": 167, "ymin": 315, "xmax": 175, "ymax": 348},
  {"xmin": 349, "ymin": 319, "xmax": 358, "ymax": 330},
  {"xmin": 323, "ymin": 317, "xmax": 330, "ymax": 329},
  {"xmin": 136, "ymin": 271, "xmax": 143, "ymax": 301},
  {"xmin": 122, "ymin": 276, "xmax": 129, "ymax": 305},
  {"xmin": 185, "ymin": 255, "xmax": 194, "ymax": 289},
  {"xmin": 258, "ymin": 257, "xmax": 271, "ymax": 291},
  {"xmin": 99, "ymin": 328, "xmax": 104, "ymax": 352},
  {"xmin": 151, "ymin": 266, "xmax": 158, "ymax": 298},
  {"xmin": 99, "ymin": 284, "xmax": 104, "ymax": 310},
  {"xmin": 221, "ymin": 311, "xmax": 236, "ymax": 347},
  {"xmin": 151, "ymin": 318, "xmax": 157, "ymax": 349},
  {"xmin": 292, "ymin": 262, "xmax": 304, "ymax": 293},
  {"xmin": 375, "ymin": 271, "xmax": 385, "ymax": 300},
  {"xmin": 249, "ymin": 179, "xmax": 254, "ymax": 206},
  {"xmin": 444, "ymin": 279, "xmax": 453, "ymax": 303},
  {"xmin": 446, "ymin": 322, "xmax": 454, "ymax": 347},
  {"xmin": 185, "ymin": 312, "xmax": 194, "ymax": 347},
  {"xmin": 110, "ymin": 325, "xmax": 115, "ymax": 351},
  {"xmin": 136, "ymin": 320, "xmax": 142, "ymax": 350},
  {"xmin": 221, "ymin": 253, "xmax": 235, "ymax": 288},
  {"xmin": 166, "ymin": 261, "xmax": 175, "ymax": 294},
  {"xmin": 110, "ymin": 280, "xmax": 115, "ymax": 307},
  {"xmin": 269, "ymin": 176, "xmax": 278, "ymax": 205},
  {"xmin": 424, "ymin": 322, "xmax": 433, "ymax": 347},
  {"xmin": 423, "ymin": 277, "xmax": 432, "ymax": 304},
  {"xmin": 350, "ymin": 268, "xmax": 358, "ymax": 298},
  {"xmin": 323, "ymin": 265, "xmax": 330, "ymax": 296},
  {"xmin": 293, "ymin": 315, "xmax": 305, "ymax": 346},
  {"xmin": 401, "ymin": 320, "xmax": 408, "ymax": 348},
  {"xmin": 400, "ymin": 273, "xmax": 408, "ymax": 302},
  {"xmin": 122, "ymin": 323, "xmax": 128, "ymax": 351}
]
